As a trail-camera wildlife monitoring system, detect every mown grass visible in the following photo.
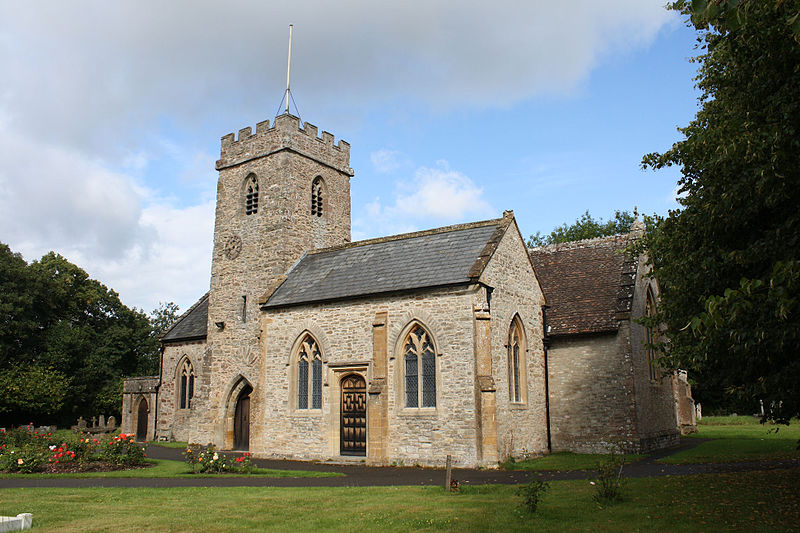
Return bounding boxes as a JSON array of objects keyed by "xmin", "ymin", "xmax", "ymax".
[
  {"xmin": 0, "ymin": 459, "xmax": 341, "ymax": 479},
  {"xmin": 149, "ymin": 440, "xmax": 190, "ymax": 449},
  {"xmin": 660, "ymin": 416, "xmax": 800, "ymax": 464},
  {"xmin": 1, "ymin": 468, "xmax": 797, "ymax": 532},
  {"xmin": 501, "ymin": 451, "xmax": 646, "ymax": 471}
]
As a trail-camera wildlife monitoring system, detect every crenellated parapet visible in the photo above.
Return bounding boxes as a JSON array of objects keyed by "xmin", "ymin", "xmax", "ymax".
[{"xmin": 216, "ymin": 113, "xmax": 352, "ymax": 174}]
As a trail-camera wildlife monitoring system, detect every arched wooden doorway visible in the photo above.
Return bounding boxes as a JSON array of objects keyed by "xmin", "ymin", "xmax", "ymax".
[
  {"xmin": 233, "ymin": 384, "xmax": 252, "ymax": 451},
  {"xmin": 136, "ymin": 397, "xmax": 148, "ymax": 442},
  {"xmin": 340, "ymin": 374, "xmax": 366, "ymax": 456}
]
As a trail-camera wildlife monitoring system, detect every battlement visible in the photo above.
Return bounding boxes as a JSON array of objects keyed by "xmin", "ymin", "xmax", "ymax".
[{"xmin": 216, "ymin": 113, "xmax": 352, "ymax": 174}]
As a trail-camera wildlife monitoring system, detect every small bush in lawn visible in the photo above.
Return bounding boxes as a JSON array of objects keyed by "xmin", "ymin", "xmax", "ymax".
[
  {"xmin": 101, "ymin": 433, "xmax": 147, "ymax": 466},
  {"xmin": 184, "ymin": 444, "xmax": 253, "ymax": 474},
  {"xmin": 592, "ymin": 450, "xmax": 626, "ymax": 503},
  {"xmin": 516, "ymin": 479, "xmax": 549, "ymax": 513}
]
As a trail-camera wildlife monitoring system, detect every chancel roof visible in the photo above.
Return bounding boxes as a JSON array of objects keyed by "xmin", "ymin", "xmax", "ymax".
[
  {"xmin": 528, "ymin": 235, "xmax": 636, "ymax": 337},
  {"xmin": 262, "ymin": 218, "xmax": 509, "ymax": 309},
  {"xmin": 160, "ymin": 292, "xmax": 209, "ymax": 343}
]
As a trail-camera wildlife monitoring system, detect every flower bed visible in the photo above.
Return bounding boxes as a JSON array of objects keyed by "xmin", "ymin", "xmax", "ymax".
[{"xmin": 0, "ymin": 424, "xmax": 148, "ymax": 473}]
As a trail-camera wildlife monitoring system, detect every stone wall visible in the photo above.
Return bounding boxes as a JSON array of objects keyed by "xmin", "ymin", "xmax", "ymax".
[
  {"xmin": 258, "ymin": 285, "xmax": 482, "ymax": 467},
  {"xmin": 547, "ymin": 332, "xmax": 640, "ymax": 453},
  {"xmin": 479, "ymin": 220, "xmax": 548, "ymax": 460},
  {"xmin": 196, "ymin": 113, "xmax": 353, "ymax": 448},
  {"xmin": 156, "ymin": 340, "xmax": 208, "ymax": 443},
  {"xmin": 121, "ymin": 376, "xmax": 159, "ymax": 441},
  {"xmin": 628, "ymin": 258, "xmax": 680, "ymax": 451}
]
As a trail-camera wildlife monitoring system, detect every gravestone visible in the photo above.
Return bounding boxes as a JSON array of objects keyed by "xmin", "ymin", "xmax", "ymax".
[
  {"xmin": 106, "ymin": 416, "xmax": 116, "ymax": 429},
  {"xmin": 77, "ymin": 417, "xmax": 87, "ymax": 429},
  {"xmin": 98, "ymin": 415, "xmax": 105, "ymax": 429}
]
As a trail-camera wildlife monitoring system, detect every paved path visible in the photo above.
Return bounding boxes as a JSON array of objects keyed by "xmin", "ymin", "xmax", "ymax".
[{"xmin": 0, "ymin": 440, "xmax": 797, "ymax": 489}]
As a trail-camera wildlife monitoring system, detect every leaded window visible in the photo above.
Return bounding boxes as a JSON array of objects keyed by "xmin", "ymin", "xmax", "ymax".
[
  {"xmin": 404, "ymin": 324, "xmax": 436, "ymax": 408},
  {"xmin": 508, "ymin": 319, "xmax": 524, "ymax": 403},
  {"xmin": 645, "ymin": 288, "xmax": 658, "ymax": 381},
  {"xmin": 311, "ymin": 177, "xmax": 324, "ymax": 217},
  {"xmin": 297, "ymin": 335, "xmax": 323, "ymax": 409},
  {"xmin": 179, "ymin": 359, "xmax": 195, "ymax": 409},
  {"xmin": 245, "ymin": 175, "xmax": 259, "ymax": 215}
]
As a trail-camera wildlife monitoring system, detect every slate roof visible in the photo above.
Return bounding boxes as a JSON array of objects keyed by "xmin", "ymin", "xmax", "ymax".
[
  {"xmin": 528, "ymin": 235, "xmax": 636, "ymax": 337},
  {"xmin": 262, "ymin": 218, "xmax": 509, "ymax": 309},
  {"xmin": 160, "ymin": 292, "xmax": 209, "ymax": 343}
]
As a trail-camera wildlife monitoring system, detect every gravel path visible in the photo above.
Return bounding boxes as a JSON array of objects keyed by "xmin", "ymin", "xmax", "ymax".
[{"xmin": 0, "ymin": 440, "xmax": 797, "ymax": 489}]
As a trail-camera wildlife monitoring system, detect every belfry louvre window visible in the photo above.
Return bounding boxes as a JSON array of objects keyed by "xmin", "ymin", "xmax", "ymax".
[
  {"xmin": 404, "ymin": 324, "xmax": 436, "ymax": 408},
  {"xmin": 297, "ymin": 334, "xmax": 323, "ymax": 409},
  {"xmin": 245, "ymin": 175, "xmax": 259, "ymax": 215},
  {"xmin": 179, "ymin": 359, "xmax": 195, "ymax": 409},
  {"xmin": 311, "ymin": 177, "xmax": 324, "ymax": 217},
  {"xmin": 508, "ymin": 319, "xmax": 524, "ymax": 403}
]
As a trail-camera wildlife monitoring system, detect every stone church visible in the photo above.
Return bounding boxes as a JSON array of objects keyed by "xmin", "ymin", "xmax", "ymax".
[{"xmin": 121, "ymin": 111, "xmax": 693, "ymax": 467}]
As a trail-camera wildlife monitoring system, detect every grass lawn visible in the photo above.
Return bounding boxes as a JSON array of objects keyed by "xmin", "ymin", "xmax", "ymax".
[
  {"xmin": 149, "ymin": 440, "xmax": 190, "ymax": 449},
  {"xmin": 501, "ymin": 452, "xmax": 646, "ymax": 471},
  {"xmin": 1, "ymin": 468, "xmax": 797, "ymax": 532},
  {"xmin": 0, "ymin": 459, "xmax": 341, "ymax": 479},
  {"xmin": 659, "ymin": 416, "xmax": 800, "ymax": 464}
]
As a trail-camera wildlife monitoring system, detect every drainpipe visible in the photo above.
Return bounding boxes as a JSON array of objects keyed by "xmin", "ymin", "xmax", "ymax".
[{"xmin": 542, "ymin": 305, "xmax": 552, "ymax": 453}]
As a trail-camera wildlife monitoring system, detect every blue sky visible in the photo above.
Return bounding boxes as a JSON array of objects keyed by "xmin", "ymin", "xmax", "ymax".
[{"xmin": 0, "ymin": 2, "xmax": 700, "ymax": 313}]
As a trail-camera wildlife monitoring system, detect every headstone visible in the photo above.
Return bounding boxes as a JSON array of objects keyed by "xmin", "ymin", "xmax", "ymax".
[
  {"xmin": 445, "ymin": 454, "xmax": 452, "ymax": 491},
  {"xmin": 91, "ymin": 416, "xmax": 97, "ymax": 428},
  {"xmin": 98, "ymin": 415, "xmax": 106, "ymax": 429},
  {"xmin": 106, "ymin": 416, "xmax": 116, "ymax": 429},
  {"xmin": 77, "ymin": 417, "xmax": 87, "ymax": 429}
]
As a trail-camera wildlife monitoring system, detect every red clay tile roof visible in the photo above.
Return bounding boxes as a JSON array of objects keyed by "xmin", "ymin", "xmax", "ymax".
[{"xmin": 529, "ymin": 235, "xmax": 636, "ymax": 337}]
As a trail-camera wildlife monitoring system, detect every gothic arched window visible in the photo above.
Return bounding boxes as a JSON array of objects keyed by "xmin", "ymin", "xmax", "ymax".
[
  {"xmin": 508, "ymin": 317, "xmax": 526, "ymax": 403},
  {"xmin": 179, "ymin": 359, "xmax": 195, "ymax": 409},
  {"xmin": 403, "ymin": 324, "xmax": 436, "ymax": 408},
  {"xmin": 645, "ymin": 287, "xmax": 658, "ymax": 381},
  {"xmin": 245, "ymin": 174, "xmax": 259, "ymax": 215},
  {"xmin": 297, "ymin": 334, "xmax": 323, "ymax": 409},
  {"xmin": 311, "ymin": 177, "xmax": 324, "ymax": 217}
]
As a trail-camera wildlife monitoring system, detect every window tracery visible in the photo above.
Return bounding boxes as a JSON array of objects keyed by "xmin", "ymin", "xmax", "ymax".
[
  {"xmin": 311, "ymin": 177, "xmax": 324, "ymax": 217},
  {"xmin": 403, "ymin": 324, "xmax": 436, "ymax": 408},
  {"xmin": 297, "ymin": 334, "xmax": 323, "ymax": 409},
  {"xmin": 508, "ymin": 319, "xmax": 524, "ymax": 403},
  {"xmin": 245, "ymin": 175, "xmax": 259, "ymax": 215},
  {"xmin": 645, "ymin": 287, "xmax": 658, "ymax": 381},
  {"xmin": 179, "ymin": 359, "xmax": 195, "ymax": 409}
]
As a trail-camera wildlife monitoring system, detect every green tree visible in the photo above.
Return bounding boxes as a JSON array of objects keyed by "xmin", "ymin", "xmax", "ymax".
[
  {"xmin": 642, "ymin": 1, "xmax": 800, "ymax": 421},
  {"xmin": 0, "ymin": 244, "xmax": 162, "ymax": 425},
  {"xmin": 527, "ymin": 210, "xmax": 634, "ymax": 247}
]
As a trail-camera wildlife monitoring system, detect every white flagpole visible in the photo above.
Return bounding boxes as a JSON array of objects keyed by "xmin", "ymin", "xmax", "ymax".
[{"xmin": 285, "ymin": 24, "xmax": 293, "ymax": 115}]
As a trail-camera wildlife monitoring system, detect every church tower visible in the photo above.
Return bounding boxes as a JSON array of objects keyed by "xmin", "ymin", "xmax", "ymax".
[{"xmin": 202, "ymin": 113, "xmax": 353, "ymax": 448}]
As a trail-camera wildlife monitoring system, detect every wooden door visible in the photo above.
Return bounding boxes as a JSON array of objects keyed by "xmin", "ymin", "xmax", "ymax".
[
  {"xmin": 136, "ymin": 398, "xmax": 148, "ymax": 441},
  {"xmin": 340, "ymin": 375, "xmax": 366, "ymax": 456},
  {"xmin": 234, "ymin": 385, "xmax": 252, "ymax": 451}
]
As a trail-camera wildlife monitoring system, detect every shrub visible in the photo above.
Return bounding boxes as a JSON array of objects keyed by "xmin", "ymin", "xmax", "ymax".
[
  {"xmin": 183, "ymin": 444, "xmax": 253, "ymax": 474},
  {"xmin": 593, "ymin": 450, "xmax": 626, "ymax": 503},
  {"xmin": 100, "ymin": 433, "xmax": 147, "ymax": 466},
  {"xmin": 516, "ymin": 479, "xmax": 549, "ymax": 513}
]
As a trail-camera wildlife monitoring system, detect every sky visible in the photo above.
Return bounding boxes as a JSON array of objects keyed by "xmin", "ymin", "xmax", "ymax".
[{"xmin": 0, "ymin": 1, "xmax": 701, "ymax": 314}]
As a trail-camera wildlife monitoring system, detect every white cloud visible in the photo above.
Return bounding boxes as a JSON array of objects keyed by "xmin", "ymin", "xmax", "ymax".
[
  {"xmin": 0, "ymin": 1, "xmax": 676, "ymax": 308},
  {"xmin": 0, "ymin": 1, "xmax": 674, "ymax": 153},
  {"xmin": 353, "ymin": 161, "xmax": 495, "ymax": 240},
  {"xmin": 370, "ymin": 149, "xmax": 403, "ymax": 174},
  {"xmin": 0, "ymin": 119, "xmax": 213, "ymax": 311}
]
